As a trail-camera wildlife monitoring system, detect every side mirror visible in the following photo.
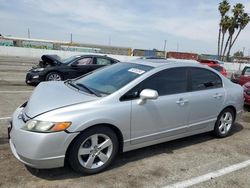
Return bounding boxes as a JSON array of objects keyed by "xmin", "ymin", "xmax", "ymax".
[{"xmin": 137, "ymin": 89, "xmax": 158, "ymax": 105}]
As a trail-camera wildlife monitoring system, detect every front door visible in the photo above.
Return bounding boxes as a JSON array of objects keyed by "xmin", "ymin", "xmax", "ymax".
[
  {"xmin": 129, "ymin": 67, "xmax": 190, "ymax": 145},
  {"xmin": 68, "ymin": 57, "xmax": 94, "ymax": 78}
]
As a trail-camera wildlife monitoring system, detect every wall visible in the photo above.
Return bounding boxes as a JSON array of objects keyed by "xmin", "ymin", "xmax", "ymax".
[
  {"xmin": 222, "ymin": 62, "xmax": 248, "ymax": 73},
  {"xmin": 0, "ymin": 46, "xmax": 249, "ymax": 73},
  {"xmin": 0, "ymin": 46, "xmax": 138, "ymax": 61}
]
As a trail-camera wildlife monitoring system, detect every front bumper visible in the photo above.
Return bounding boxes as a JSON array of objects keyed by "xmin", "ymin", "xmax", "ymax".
[
  {"xmin": 25, "ymin": 71, "xmax": 45, "ymax": 85},
  {"xmin": 9, "ymin": 107, "xmax": 78, "ymax": 169}
]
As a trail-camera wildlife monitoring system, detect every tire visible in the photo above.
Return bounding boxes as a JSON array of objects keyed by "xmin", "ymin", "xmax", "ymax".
[
  {"xmin": 68, "ymin": 126, "xmax": 119, "ymax": 175},
  {"xmin": 45, "ymin": 72, "xmax": 63, "ymax": 81},
  {"xmin": 214, "ymin": 108, "xmax": 235, "ymax": 138}
]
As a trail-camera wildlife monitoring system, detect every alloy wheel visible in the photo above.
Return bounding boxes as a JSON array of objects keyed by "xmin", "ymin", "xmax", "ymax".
[
  {"xmin": 77, "ymin": 134, "xmax": 113, "ymax": 169},
  {"xmin": 218, "ymin": 112, "xmax": 233, "ymax": 135},
  {"xmin": 47, "ymin": 73, "xmax": 62, "ymax": 81}
]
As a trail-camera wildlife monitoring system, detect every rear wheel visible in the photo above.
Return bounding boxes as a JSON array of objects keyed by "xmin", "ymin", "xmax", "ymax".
[
  {"xmin": 68, "ymin": 126, "xmax": 118, "ymax": 174},
  {"xmin": 214, "ymin": 108, "xmax": 235, "ymax": 138},
  {"xmin": 45, "ymin": 72, "xmax": 63, "ymax": 81}
]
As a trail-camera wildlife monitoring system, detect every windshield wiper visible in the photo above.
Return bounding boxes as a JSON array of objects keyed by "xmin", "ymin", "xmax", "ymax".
[
  {"xmin": 76, "ymin": 83, "xmax": 101, "ymax": 97},
  {"xmin": 65, "ymin": 80, "xmax": 80, "ymax": 90}
]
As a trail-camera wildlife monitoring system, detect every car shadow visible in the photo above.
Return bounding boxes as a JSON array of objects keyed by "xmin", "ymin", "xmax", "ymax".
[
  {"xmin": 27, "ymin": 123, "xmax": 243, "ymax": 180},
  {"xmin": 244, "ymin": 105, "xmax": 250, "ymax": 112}
]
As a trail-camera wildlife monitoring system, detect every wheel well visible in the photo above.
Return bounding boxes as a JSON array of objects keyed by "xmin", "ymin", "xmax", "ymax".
[
  {"xmin": 222, "ymin": 106, "xmax": 236, "ymax": 119},
  {"xmin": 65, "ymin": 124, "xmax": 124, "ymax": 165}
]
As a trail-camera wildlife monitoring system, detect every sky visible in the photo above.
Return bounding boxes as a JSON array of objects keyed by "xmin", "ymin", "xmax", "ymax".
[{"xmin": 0, "ymin": 0, "xmax": 250, "ymax": 55}]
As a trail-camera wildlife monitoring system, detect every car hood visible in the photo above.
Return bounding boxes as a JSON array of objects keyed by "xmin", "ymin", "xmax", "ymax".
[
  {"xmin": 24, "ymin": 81, "xmax": 98, "ymax": 118},
  {"xmin": 39, "ymin": 55, "xmax": 62, "ymax": 67}
]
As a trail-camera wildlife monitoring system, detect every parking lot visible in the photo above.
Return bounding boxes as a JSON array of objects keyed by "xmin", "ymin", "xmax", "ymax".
[{"xmin": 0, "ymin": 56, "xmax": 250, "ymax": 188}]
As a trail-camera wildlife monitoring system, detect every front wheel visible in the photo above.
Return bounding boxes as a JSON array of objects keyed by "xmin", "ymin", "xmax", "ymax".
[
  {"xmin": 68, "ymin": 126, "xmax": 119, "ymax": 175},
  {"xmin": 214, "ymin": 108, "xmax": 235, "ymax": 138}
]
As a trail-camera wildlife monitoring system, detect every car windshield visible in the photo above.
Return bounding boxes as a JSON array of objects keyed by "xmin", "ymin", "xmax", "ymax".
[
  {"xmin": 72, "ymin": 63, "xmax": 153, "ymax": 96},
  {"xmin": 62, "ymin": 55, "xmax": 81, "ymax": 64}
]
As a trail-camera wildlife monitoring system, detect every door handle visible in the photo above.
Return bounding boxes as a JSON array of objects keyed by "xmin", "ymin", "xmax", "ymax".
[
  {"xmin": 213, "ymin": 93, "xmax": 222, "ymax": 99},
  {"xmin": 176, "ymin": 98, "xmax": 189, "ymax": 106}
]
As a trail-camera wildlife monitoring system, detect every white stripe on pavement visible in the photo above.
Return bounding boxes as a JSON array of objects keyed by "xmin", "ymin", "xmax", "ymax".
[
  {"xmin": 0, "ymin": 117, "xmax": 11, "ymax": 120},
  {"xmin": 163, "ymin": 159, "xmax": 250, "ymax": 188},
  {"xmin": 0, "ymin": 91, "xmax": 32, "ymax": 93}
]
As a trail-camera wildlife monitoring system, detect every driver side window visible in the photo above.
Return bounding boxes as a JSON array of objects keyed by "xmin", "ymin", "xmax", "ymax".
[
  {"xmin": 75, "ymin": 58, "xmax": 93, "ymax": 66},
  {"xmin": 121, "ymin": 67, "xmax": 188, "ymax": 101}
]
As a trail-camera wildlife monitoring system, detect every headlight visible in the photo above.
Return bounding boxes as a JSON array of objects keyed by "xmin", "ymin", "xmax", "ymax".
[
  {"xmin": 22, "ymin": 120, "xmax": 71, "ymax": 132},
  {"xmin": 32, "ymin": 68, "xmax": 44, "ymax": 72}
]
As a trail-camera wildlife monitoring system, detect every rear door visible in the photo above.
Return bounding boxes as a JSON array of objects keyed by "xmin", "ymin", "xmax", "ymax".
[{"xmin": 187, "ymin": 67, "xmax": 225, "ymax": 131}]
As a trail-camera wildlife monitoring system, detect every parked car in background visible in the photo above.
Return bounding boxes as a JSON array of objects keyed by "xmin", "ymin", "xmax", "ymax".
[
  {"xmin": 231, "ymin": 66, "xmax": 250, "ymax": 85},
  {"xmin": 9, "ymin": 60, "xmax": 243, "ymax": 175},
  {"xmin": 198, "ymin": 59, "xmax": 227, "ymax": 77},
  {"xmin": 242, "ymin": 82, "xmax": 250, "ymax": 105},
  {"xmin": 25, "ymin": 54, "xmax": 119, "ymax": 85},
  {"xmin": 198, "ymin": 59, "xmax": 222, "ymax": 65},
  {"xmin": 206, "ymin": 63, "xmax": 227, "ymax": 77}
]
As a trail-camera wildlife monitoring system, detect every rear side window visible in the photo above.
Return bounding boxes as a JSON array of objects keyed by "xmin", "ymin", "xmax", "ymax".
[
  {"xmin": 96, "ymin": 58, "xmax": 112, "ymax": 65},
  {"xmin": 190, "ymin": 68, "xmax": 222, "ymax": 91}
]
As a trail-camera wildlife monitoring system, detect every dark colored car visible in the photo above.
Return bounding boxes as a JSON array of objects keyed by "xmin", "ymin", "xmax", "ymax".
[
  {"xmin": 231, "ymin": 66, "xmax": 250, "ymax": 85},
  {"xmin": 26, "ymin": 54, "xmax": 120, "ymax": 85},
  {"xmin": 242, "ymin": 82, "xmax": 250, "ymax": 105}
]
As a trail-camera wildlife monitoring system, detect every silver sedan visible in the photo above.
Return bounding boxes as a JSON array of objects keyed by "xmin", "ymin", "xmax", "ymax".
[{"xmin": 9, "ymin": 60, "xmax": 243, "ymax": 174}]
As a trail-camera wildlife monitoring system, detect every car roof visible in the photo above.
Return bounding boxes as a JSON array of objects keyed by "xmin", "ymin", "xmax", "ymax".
[
  {"xmin": 78, "ymin": 54, "xmax": 119, "ymax": 60},
  {"xmin": 129, "ymin": 58, "xmax": 201, "ymax": 68}
]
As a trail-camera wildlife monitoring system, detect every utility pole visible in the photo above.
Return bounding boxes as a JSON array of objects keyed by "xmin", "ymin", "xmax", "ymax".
[
  {"xmin": 108, "ymin": 36, "xmax": 111, "ymax": 46},
  {"xmin": 28, "ymin": 28, "xmax": 30, "ymax": 38},
  {"xmin": 177, "ymin": 42, "xmax": 179, "ymax": 52},
  {"xmin": 243, "ymin": 47, "xmax": 245, "ymax": 57},
  {"xmin": 70, "ymin": 33, "xmax": 73, "ymax": 43},
  {"xmin": 163, "ymin": 40, "xmax": 167, "ymax": 58},
  {"xmin": 163, "ymin": 40, "xmax": 167, "ymax": 51}
]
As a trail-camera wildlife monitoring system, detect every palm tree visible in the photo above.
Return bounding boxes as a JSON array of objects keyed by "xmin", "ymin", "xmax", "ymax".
[
  {"xmin": 229, "ymin": 13, "xmax": 250, "ymax": 53},
  {"xmin": 232, "ymin": 3, "xmax": 244, "ymax": 18},
  {"xmin": 217, "ymin": 0, "xmax": 230, "ymax": 58},
  {"xmin": 219, "ymin": 16, "xmax": 231, "ymax": 58},
  {"xmin": 226, "ymin": 3, "xmax": 245, "ymax": 60},
  {"xmin": 222, "ymin": 17, "xmax": 235, "ymax": 60}
]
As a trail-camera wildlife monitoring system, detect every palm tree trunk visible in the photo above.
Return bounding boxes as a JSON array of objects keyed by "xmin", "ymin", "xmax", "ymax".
[
  {"xmin": 222, "ymin": 36, "xmax": 231, "ymax": 61},
  {"xmin": 230, "ymin": 29, "xmax": 242, "ymax": 50},
  {"xmin": 226, "ymin": 36, "xmax": 233, "ymax": 61},
  {"xmin": 217, "ymin": 26, "xmax": 222, "ymax": 58},
  {"xmin": 220, "ymin": 33, "xmax": 225, "ymax": 59}
]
